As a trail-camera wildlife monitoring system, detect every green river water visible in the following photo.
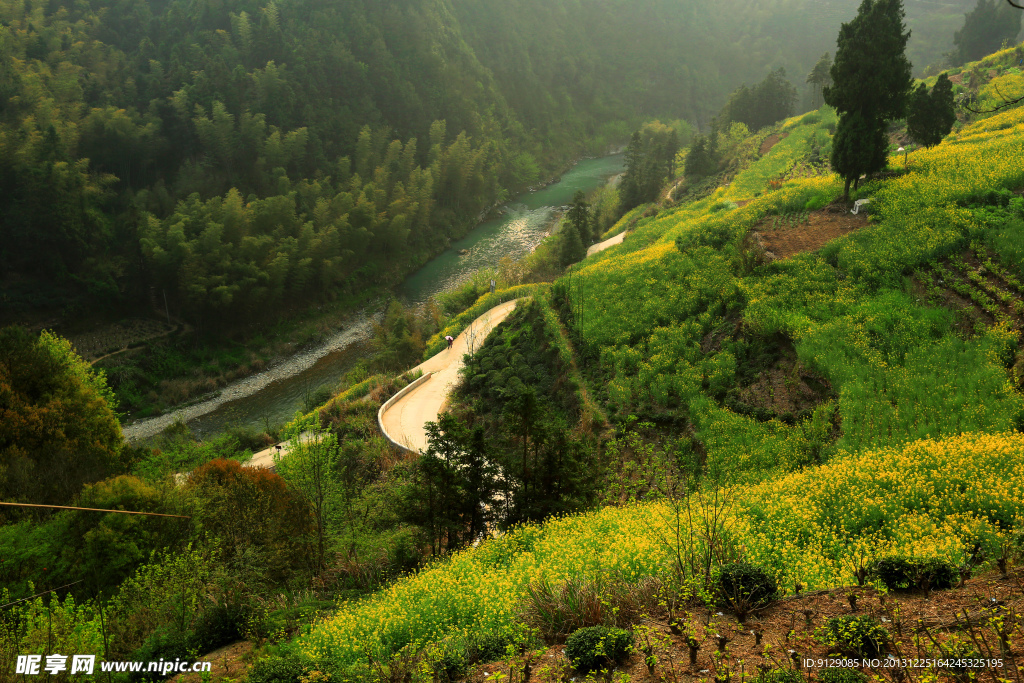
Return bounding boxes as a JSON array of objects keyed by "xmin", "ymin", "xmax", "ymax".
[{"xmin": 123, "ymin": 154, "xmax": 624, "ymax": 441}]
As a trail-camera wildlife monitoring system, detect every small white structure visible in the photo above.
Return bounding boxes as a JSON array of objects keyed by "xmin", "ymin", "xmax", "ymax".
[{"xmin": 851, "ymin": 198, "xmax": 872, "ymax": 215}]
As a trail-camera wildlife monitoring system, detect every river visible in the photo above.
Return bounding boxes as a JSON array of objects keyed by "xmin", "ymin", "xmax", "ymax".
[{"xmin": 122, "ymin": 154, "xmax": 624, "ymax": 441}]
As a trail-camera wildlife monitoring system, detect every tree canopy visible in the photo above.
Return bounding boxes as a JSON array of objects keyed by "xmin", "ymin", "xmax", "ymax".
[
  {"xmin": 0, "ymin": 327, "xmax": 125, "ymax": 508},
  {"xmin": 907, "ymin": 74, "xmax": 957, "ymax": 148},
  {"xmin": 824, "ymin": 0, "xmax": 913, "ymax": 197},
  {"xmin": 720, "ymin": 68, "xmax": 799, "ymax": 132}
]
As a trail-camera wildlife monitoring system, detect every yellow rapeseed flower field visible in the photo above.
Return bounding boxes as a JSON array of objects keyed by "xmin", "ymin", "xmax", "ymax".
[{"xmin": 302, "ymin": 433, "xmax": 1024, "ymax": 677}]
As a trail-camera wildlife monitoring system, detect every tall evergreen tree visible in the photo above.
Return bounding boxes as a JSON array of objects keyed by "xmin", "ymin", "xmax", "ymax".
[
  {"xmin": 567, "ymin": 191, "xmax": 592, "ymax": 246},
  {"xmin": 907, "ymin": 74, "xmax": 957, "ymax": 148},
  {"xmin": 806, "ymin": 53, "xmax": 833, "ymax": 109},
  {"xmin": 830, "ymin": 110, "xmax": 889, "ymax": 198},
  {"xmin": 950, "ymin": 0, "xmax": 1022, "ymax": 66},
  {"xmin": 824, "ymin": 0, "xmax": 913, "ymax": 198}
]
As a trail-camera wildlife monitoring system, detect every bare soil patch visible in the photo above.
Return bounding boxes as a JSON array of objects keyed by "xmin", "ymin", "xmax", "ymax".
[
  {"xmin": 752, "ymin": 210, "xmax": 868, "ymax": 261},
  {"xmin": 759, "ymin": 131, "xmax": 790, "ymax": 156},
  {"xmin": 463, "ymin": 570, "xmax": 1024, "ymax": 683},
  {"xmin": 168, "ymin": 641, "xmax": 253, "ymax": 683}
]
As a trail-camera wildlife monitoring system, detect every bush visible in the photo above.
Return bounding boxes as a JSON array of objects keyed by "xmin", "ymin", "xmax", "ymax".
[
  {"xmin": 465, "ymin": 631, "xmax": 518, "ymax": 665},
  {"xmin": 816, "ymin": 615, "xmax": 889, "ymax": 658},
  {"xmin": 867, "ymin": 556, "xmax": 956, "ymax": 592},
  {"xmin": 247, "ymin": 656, "xmax": 307, "ymax": 683},
  {"xmin": 717, "ymin": 562, "xmax": 779, "ymax": 621},
  {"xmin": 190, "ymin": 603, "xmax": 248, "ymax": 653},
  {"xmin": 754, "ymin": 669, "xmax": 803, "ymax": 683},
  {"xmin": 819, "ymin": 668, "xmax": 868, "ymax": 683},
  {"xmin": 565, "ymin": 625, "xmax": 633, "ymax": 673},
  {"xmin": 432, "ymin": 647, "xmax": 468, "ymax": 682},
  {"xmin": 804, "ymin": 194, "xmax": 830, "ymax": 211},
  {"xmin": 523, "ymin": 576, "xmax": 657, "ymax": 640}
]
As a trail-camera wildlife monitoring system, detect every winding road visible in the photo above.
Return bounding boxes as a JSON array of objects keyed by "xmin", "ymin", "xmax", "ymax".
[
  {"xmin": 245, "ymin": 228, "xmax": 629, "ymax": 465},
  {"xmin": 379, "ymin": 299, "xmax": 520, "ymax": 453}
]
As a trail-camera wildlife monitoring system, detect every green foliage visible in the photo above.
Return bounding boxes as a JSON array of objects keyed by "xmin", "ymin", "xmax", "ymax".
[
  {"xmin": 831, "ymin": 110, "xmax": 889, "ymax": 197},
  {"xmin": 108, "ymin": 544, "xmax": 221, "ymax": 657},
  {"xmin": 819, "ymin": 669, "xmax": 868, "ymax": 683},
  {"xmin": 559, "ymin": 218, "xmax": 588, "ymax": 267},
  {"xmin": 188, "ymin": 459, "xmax": 313, "ymax": 585},
  {"xmin": 716, "ymin": 562, "xmax": 779, "ymax": 619},
  {"xmin": 867, "ymin": 556, "xmax": 957, "ymax": 591},
  {"xmin": 685, "ymin": 133, "xmax": 720, "ymax": 179},
  {"xmin": 721, "ymin": 68, "xmax": 799, "ymax": 132},
  {"xmin": 907, "ymin": 74, "xmax": 957, "ymax": 148},
  {"xmin": 432, "ymin": 646, "xmax": 468, "ymax": 682},
  {"xmin": 404, "ymin": 413, "xmax": 497, "ymax": 555},
  {"xmin": 246, "ymin": 656, "xmax": 307, "ymax": 683},
  {"xmin": 0, "ymin": 327, "xmax": 124, "ymax": 508},
  {"xmin": 568, "ymin": 190, "xmax": 596, "ymax": 245},
  {"xmin": 455, "ymin": 297, "xmax": 600, "ymax": 527},
  {"xmin": 824, "ymin": 0, "xmax": 911, "ymax": 196},
  {"xmin": 369, "ymin": 300, "xmax": 441, "ymax": 373},
  {"xmin": 950, "ymin": 0, "xmax": 1023, "ymax": 66},
  {"xmin": 564, "ymin": 625, "xmax": 633, "ymax": 673},
  {"xmin": 754, "ymin": 669, "xmax": 804, "ymax": 683},
  {"xmin": 806, "ymin": 53, "xmax": 834, "ymax": 110},
  {"xmin": 816, "ymin": 616, "xmax": 890, "ymax": 658},
  {"xmin": 423, "ymin": 284, "xmax": 550, "ymax": 358},
  {"xmin": 825, "ymin": 0, "xmax": 913, "ymax": 122},
  {"xmin": 621, "ymin": 123, "xmax": 681, "ymax": 209}
]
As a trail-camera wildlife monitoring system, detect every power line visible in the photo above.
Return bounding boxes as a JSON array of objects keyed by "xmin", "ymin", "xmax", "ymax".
[{"xmin": 0, "ymin": 502, "xmax": 190, "ymax": 519}]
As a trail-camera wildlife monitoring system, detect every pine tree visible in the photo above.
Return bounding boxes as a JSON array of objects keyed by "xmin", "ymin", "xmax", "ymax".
[
  {"xmin": 824, "ymin": 0, "xmax": 913, "ymax": 198},
  {"xmin": 558, "ymin": 217, "xmax": 586, "ymax": 267},
  {"xmin": 907, "ymin": 74, "xmax": 956, "ymax": 148},
  {"xmin": 830, "ymin": 110, "xmax": 889, "ymax": 197},
  {"xmin": 806, "ymin": 53, "xmax": 833, "ymax": 109},
  {"xmin": 567, "ymin": 190, "xmax": 592, "ymax": 246}
]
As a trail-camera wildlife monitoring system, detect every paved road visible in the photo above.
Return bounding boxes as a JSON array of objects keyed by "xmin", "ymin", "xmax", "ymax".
[
  {"xmin": 245, "ymin": 431, "xmax": 313, "ymax": 469},
  {"xmin": 587, "ymin": 231, "xmax": 626, "ymax": 256},
  {"xmin": 379, "ymin": 299, "xmax": 520, "ymax": 453}
]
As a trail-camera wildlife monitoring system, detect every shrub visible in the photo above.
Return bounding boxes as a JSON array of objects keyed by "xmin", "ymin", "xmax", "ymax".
[
  {"xmin": 801, "ymin": 111, "xmax": 822, "ymax": 126},
  {"xmin": 816, "ymin": 615, "xmax": 889, "ymax": 658},
  {"xmin": 246, "ymin": 656, "xmax": 307, "ymax": 683},
  {"xmin": 754, "ymin": 668, "xmax": 804, "ymax": 683},
  {"xmin": 523, "ymin": 576, "xmax": 657, "ymax": 640},
  {"xmin": 819, "ymin": 668, "xmax": 868, "ymax": 683},
  {"xmin": 432, "ymin": 647, "xmax": 468, "ymax": 682},
  {"xmin": 804, "ymin": 194, "xmax": 831, "ymax": 211},
  {"xmin": 867, "ymin": 556, "xmax": 956, "ymax": 592},
  {"xmin": 190, "ymin": 603, "xmax": 248, "ymax": 653},
  {"xmin": 564, "ymin": 625, "xmax": 633, "ymax": 673},
  {"xmin": 717, "ymin": 562, "xmax": 779, "ymax": 621},
  {"xmin": 465, "ymin": 631, "xmax": 518, "ymax": 665}
]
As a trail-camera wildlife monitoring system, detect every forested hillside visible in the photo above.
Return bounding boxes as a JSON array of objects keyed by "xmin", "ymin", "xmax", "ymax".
[{"xmin": 0, "ymin": 0, "xmax": 979, "ymax": 330}]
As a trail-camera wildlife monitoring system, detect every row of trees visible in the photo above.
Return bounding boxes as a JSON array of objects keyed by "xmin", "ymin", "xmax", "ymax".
[
  {"xmin": 719, "ymin": 68, "xmax": 799, "ymax": 133},
  {"xmin": 620, "ymin": 122, "xmax": 683, "ymax": 210}
]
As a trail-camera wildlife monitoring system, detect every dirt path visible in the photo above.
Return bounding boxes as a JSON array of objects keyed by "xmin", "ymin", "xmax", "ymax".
[{"xmin": 379, "ymin": 300, "xmax": 520, "ymax": 453}]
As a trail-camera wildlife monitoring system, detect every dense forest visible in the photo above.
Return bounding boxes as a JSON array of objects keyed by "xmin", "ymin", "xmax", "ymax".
[{"xmin": 0, "ymin": 0, "xmax": 982, "ymax": 331}]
